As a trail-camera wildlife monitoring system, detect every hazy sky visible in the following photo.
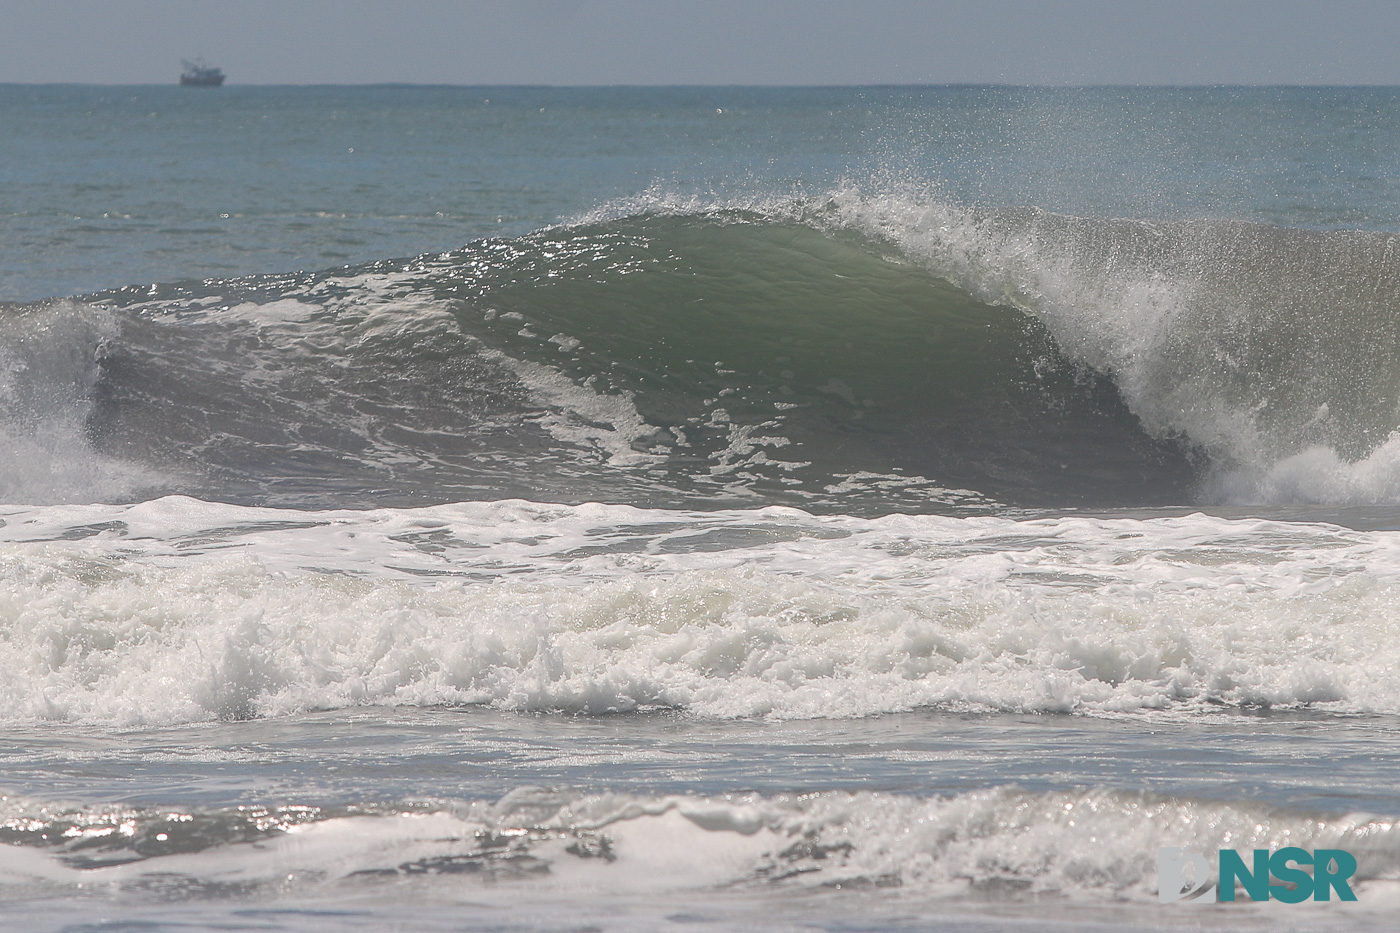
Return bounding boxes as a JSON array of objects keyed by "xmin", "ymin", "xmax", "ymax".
[{"xmin": 4, "ymin": 0, "xmax": 1400, "ymax": 86}]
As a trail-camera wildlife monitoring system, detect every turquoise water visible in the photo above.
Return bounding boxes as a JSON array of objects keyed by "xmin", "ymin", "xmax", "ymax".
[{"xmin": 2, "ymin": 85, "xmax": 1400, "ymax": 931}]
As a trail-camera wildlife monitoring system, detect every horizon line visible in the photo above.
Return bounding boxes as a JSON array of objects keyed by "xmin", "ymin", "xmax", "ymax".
[{"xmin": 6, "ymin": 81, "xmax": 1400, "ymax": 90}]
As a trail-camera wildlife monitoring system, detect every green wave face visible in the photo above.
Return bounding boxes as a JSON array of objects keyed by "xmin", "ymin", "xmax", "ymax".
[{"xmin": 437, "ymin": 213, "xmax": 1200, "ymax": 509}]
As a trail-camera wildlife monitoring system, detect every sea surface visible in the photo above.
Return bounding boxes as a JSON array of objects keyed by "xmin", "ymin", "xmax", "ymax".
[{"xmin": 1, "ymin": 84, "xmax": 1399, "ymax": 931}]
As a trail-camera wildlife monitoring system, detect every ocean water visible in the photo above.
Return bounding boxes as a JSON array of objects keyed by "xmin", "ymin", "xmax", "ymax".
[{"xmin": 2, "ymin": 84, "xmax": 1400, "ymax": 931}]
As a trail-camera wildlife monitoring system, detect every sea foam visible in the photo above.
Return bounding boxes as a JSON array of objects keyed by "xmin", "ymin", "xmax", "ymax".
[
  {"xmin": 1, "ymin": 785, "xmax": 1396, "ymax": 912},
  {"xmin": 2, "ymin": 498, "xmax": 1398, "ymax": 725}
]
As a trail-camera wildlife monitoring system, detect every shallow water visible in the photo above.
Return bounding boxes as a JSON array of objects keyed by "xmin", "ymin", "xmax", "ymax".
[{"xmin": 4, "ymin": 708, "xmax": 1398, "ymax": 932}]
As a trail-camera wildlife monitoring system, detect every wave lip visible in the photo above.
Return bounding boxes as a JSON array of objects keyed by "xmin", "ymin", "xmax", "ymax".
[{"xmin": 806, "ymin": 188, "xmax": 1400, "ymax": 506}]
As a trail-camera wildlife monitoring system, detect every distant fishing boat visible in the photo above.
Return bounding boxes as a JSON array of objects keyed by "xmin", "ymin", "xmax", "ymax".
[{"xmin": 180, "ymin": 59, "xmax": 225, "ymax": 86}]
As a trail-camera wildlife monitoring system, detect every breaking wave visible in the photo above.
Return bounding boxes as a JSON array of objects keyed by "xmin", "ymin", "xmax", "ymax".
[{"xmin": 5, "ymin": 188, "xmax": 1400, "ymax": 511}]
